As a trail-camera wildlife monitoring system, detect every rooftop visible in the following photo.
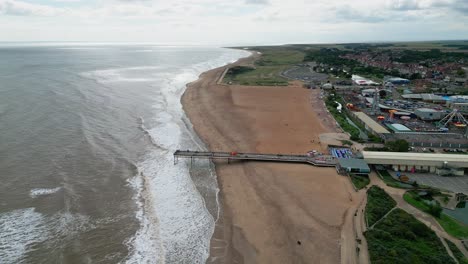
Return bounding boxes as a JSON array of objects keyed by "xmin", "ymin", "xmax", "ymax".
[
  {"xmin": 402, "ymin": 93, "xmax": 446, "ymax": 101},
  {"xmin": 415, "ymin": 108, "xmax": 441, "ymax": 112},
  {"xmin": 337, "ymin": 158, "xmax": 370, "ymax": 172},
  {"xmin": 362, "ymin": 151, "xmax": 468, "ymax": 164},
  {"xmin": 353, "ymin": 112, "xmax": 390, "ymax": 134},
  {"xmin": 387, "ymin": 123, "xmax": 411, "ymax": 132}
]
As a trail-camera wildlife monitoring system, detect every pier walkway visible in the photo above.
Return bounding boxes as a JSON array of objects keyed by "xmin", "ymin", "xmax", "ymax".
[{"xmin": 173, "ymin": 150, "xmax": 337, "ymax": 167}]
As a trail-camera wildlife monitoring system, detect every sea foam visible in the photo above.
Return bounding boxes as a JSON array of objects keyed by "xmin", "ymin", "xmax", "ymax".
[
  {"xmin": 0, "ymin": 208, "xmax": 47, "ymax": 263},
  {"xmin": 0, "ymin": 207, "xmax": 94, "ymax": 263},
  {"xmin": 29, "ymin": 187, "xmax": 61, "ymax": 198},
  {"xmin": 124, "ymin": 49, "xmax": 250, "ymax": 263}
]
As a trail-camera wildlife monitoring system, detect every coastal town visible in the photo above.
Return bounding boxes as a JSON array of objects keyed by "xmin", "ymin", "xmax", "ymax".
[
  {"xmin": 180, "ymin": 41, "xmax": 468, "ymax": 263},
  {"xmin": 3, "ymin": 0, "xmax": 468, "ymax": 263}
]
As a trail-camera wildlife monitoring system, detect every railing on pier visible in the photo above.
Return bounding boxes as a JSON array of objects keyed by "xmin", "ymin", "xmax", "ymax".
[{"xmin": 173, "ymin": 150, "xmax": 337, "ymax": 167}]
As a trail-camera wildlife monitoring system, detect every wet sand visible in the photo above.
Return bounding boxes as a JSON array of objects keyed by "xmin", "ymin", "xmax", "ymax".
[{"xmin": 182, "ymin": 54, "xmax": 360, "ymax": 263}]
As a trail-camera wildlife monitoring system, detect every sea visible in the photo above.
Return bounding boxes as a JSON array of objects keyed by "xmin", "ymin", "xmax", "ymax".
[{"xmin": 0, "ymin": 44, "xmax": 249, "ymax": 264}]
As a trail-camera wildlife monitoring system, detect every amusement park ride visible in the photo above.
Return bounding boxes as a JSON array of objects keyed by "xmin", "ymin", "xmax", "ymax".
[{"xmin": 438, "ymin": 109, "xmax": 468, "ymax": 129}]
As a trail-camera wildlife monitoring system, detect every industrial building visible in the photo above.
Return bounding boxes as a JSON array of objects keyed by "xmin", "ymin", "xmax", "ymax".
[
  {"xmin": 352, "ymin": 112, "xmax": 390, "ymax": 135},
  {"xmin": 447, "ymin": 102, "xmax": 468, "ymax": 115},
  {"xmin": 402, "ymin": 94, "xmax": 447, "ymax": 104},
  {"xmin": 414, "ymin": 108, "xmax": 445, "ymax": 121},
  {"xmin": 363, "ymin": 151, "xmax": 468, "ymax": 176},
  {"xmin": 336, "ymin": 158, "xmax": 370, "ymax": 175},
  {"xmin": 386, "ymin": 123, "xmax": 412, "ymax": 132}
]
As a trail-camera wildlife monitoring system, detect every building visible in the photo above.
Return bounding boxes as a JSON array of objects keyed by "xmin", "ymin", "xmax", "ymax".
[
  {"xmin": 414, "ymin": 108, "xmax": 445, "ymax": 121},
  {"xmin": 447, "ymin": 102, "xmax": 468, "ymax": 115},
  {"xmin": 386, "ymin": 123, "xmax": 412, "ymax": 132},
  {"xmin": 337, "ymin": 158, "xmax": 371, "ymax": 175},
  {"xmin": 351, "ymin": 112, "xmax": 390, "ymax": 135},
  {"xmin": 401, "ymin": 93, "xmax": 447, "ymax": 104},
  {"xmin": 386, "ymin": 77, "xmax": 410, "ymax": 85},
  {"xmin": 363, "ymin": 151, "xmax": 468, "ymax": 175},
  {"xmin": 352, "ymin": 75, "xmax": 379, "ymax": 86},
  {"xmin": 361, "ymin": 88, "xmax": 377, "ymax": 96},
  {"xmin": 361, "ymin": 88, "xmax": 392, "ymax": 97}
]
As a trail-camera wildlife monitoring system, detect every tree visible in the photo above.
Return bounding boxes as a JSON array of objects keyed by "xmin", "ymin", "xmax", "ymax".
[
  {"xmin": 379, "ymin": 90, "xmax": 387, "ymax": 98},
  {"xmin": 427, "ymin": 203, "xmax": 443, "ymax": 218},
  {"xmin": 385, "ymin": 139, "xmax": 410, "ymax": 152},
  {"xmin": 409, "ymin": 73, "xmax": 422, "ymax": 80},
  {"xmin": 390, "ymin": 69, "xmax": 400, "ymax": 77}
]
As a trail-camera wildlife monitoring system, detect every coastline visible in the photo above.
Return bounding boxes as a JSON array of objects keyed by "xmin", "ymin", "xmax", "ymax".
[{"xmin": 182, "ymin": 52, "xmax": 362, "ymax": 263}]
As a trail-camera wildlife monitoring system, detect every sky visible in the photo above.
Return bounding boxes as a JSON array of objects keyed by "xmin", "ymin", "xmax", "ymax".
[{"xmin": 0, "ymin": 0, "xmax": 467, "ymax": 45}]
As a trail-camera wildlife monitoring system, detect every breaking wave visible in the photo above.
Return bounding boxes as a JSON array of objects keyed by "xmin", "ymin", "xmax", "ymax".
[
  {"xmin": 124, "ymin": 49, "xmax": 250, "ymax": 263},
  {"xmin": 29, "ymin": 187, "xmax": 62, "ymax": 198}
]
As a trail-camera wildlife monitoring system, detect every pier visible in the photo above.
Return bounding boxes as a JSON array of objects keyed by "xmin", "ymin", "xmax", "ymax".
[{"xmin": 173, "ymin": 150, "xmax": 337, "ymax": 167}]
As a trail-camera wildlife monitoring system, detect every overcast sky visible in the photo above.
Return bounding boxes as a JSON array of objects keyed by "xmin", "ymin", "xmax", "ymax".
[{"xmin": 0, "ymin": 0, "xmax": 467, "ymax": 45}]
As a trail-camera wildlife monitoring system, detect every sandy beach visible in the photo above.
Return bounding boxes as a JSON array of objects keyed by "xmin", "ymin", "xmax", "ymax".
[{"xmin": 182, "ymin": 54, "xmax": 361, "ymax": 263}]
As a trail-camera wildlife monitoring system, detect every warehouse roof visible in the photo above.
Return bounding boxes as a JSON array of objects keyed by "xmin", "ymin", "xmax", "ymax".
[
  {"xmin": 415, "ymin": 108, "xmax": 440, "ymax": 113},
  {"xmin": 401, "ymin": 93, "xmax": 446, "ymax": 101},
  {"xmin": 353, "ymin": 112, "xmax": 390, "ymax": 134},
  {"xmin": 337, "ymin": 158, "xmax": 370, "ymax": 172},
  {"xmin": 387, "ymin": 123, "xmax": 411, "ymax": 132},
  {"xmin": 363, "ymin": 151, "xmax": 468, "ymax": 167}
]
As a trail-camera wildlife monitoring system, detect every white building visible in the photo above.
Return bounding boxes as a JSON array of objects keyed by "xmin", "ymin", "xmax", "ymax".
[{"xmin": 363, "ymin": 151, "xmax": 468, "ymax": 175}]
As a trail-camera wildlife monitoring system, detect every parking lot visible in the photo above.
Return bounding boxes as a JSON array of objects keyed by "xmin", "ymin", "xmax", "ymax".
[{"xmin": 390, "ymin": 171, "xmax": 468, "ymax": 193}]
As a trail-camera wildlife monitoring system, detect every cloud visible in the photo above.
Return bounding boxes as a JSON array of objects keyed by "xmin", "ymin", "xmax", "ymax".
[
  {"xmin": 0, "ymin": 0, "xmax": 64, "ymax": 16},
  {"xmin": 333, "ymin": 6, "xmax": 388, "ymax": 23},
  {"xmin": 245, "ymin": 0, "xmax": 269, "ymax": 5},
  {"xmin": 453, "ymin": 0, "xmax": 468, "ymax": 14},
  {"xmin": 0, "ymin": 0, "xmax": 466, "ymax": 44},
  {"xmin": 387, "ymin": 0, "xmax": 421, "ymax": 10},
  {"xmin": 386, "ymin": 0, "xmax": 468, "ymax": 15}
]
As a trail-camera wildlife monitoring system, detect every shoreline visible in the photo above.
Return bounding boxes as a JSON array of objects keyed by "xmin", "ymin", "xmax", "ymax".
[{"xmin": 182, "ymin": 52, "xmax": 362, "ymax": 263}]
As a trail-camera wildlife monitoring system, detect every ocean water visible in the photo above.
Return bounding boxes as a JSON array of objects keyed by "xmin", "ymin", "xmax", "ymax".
[{"xmin": 0, "ymin": 45, "xmax": 248, "ymax": 263}]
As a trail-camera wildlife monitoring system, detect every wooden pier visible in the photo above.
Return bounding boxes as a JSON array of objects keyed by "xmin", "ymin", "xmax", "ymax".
[{"xmin": 173, "ymin": 150, "xmax": 337, "ymax": 167}]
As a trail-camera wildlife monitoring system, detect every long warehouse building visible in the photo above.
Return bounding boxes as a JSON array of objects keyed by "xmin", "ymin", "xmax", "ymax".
[{"xmin": 363, "ymin": 151, "xmax": 468, "ymax": 175}]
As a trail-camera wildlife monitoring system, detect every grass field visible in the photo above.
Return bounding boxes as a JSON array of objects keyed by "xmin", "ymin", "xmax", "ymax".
[
  {"xmin": 350, "ymin": 175, "xmax": 370, "ymax": 190},
  {"xmin": 224, "ymin": 48, "xmax": 305, "ymax": 86},
  {"xmin": 366, "ymin": 185, "xmax": 397, "ymax": 226},
  {"xmin": 404, "ymin": 192, "xmax": 468, "ymax": 239},
  {"xmin": 366, "ymin": 208, "xmax": 455, "ymax": 264},
  {"xmin": 227, "ymin": 40, "xmax": 468, "ymax": 86},
  {"xmin": 445, "ymin": 239, "xmax": 468, "ymax": 264},
  {"xmin": 376, "ymin": 169, "xmax": 413, "ymax": 189},
  {"xmin": 224, "ymin": 65, "xmax": 289, "ymax": 86},
  {"xmin": 438, "ymin": 214, "xmax": 468, "ymax": 239}
]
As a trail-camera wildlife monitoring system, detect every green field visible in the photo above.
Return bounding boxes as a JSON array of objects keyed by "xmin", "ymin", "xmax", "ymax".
[
  {"xmin": 438, "ymin": 214, "xmax": 468, "ymax": 239},
  {"xmin": 445, "ymin": 239, "xmax": 468, "ymax": 264},
  {"xmin": 404, "ymin": 192, "xmax": 468, "ymax": 239},
  {"xmin": 227, "ymin": 41, "xmax": 468, "ymax": 86},
  {"xmin": 376, "ymin": 169, "xmax": 413, "ymax": 189},
  {"xmin": 366, "ymin": 185, "xmax": 397, "ymax": 226},
  {"xmin": 350, "ymin": 175, "xmax": 370, "ymax": 190},
  {"xmin": 224, "ymin": 48, "xmax": 305, "ymax": 86},
  {"xmin": 366, "ymin": 208, "xmax": 455, "ymax": 264}
]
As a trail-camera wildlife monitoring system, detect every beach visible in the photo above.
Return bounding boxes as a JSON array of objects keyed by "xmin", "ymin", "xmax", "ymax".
[{"xmin": 183, "ymin": 54, "xmax": 362, "ymax": 263}]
